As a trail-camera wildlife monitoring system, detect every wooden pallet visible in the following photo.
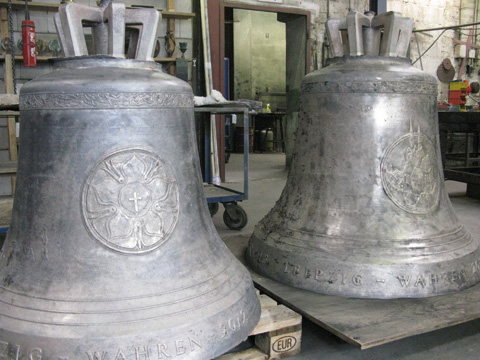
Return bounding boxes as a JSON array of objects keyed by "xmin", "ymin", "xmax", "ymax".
[{"xmin": 216, "ymin": 291, "xmax": 302, "ymax": 360}]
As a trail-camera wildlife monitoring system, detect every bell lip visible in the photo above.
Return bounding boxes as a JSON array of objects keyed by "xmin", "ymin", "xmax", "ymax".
[
  {"xmin": 247, "ymin": 230, "xmax": 480, "ymax": 299},
  {"xmin": 0, "ymin": 256, "xmax": 261, "ymax": 356},
  {"xmin": 0, "ymin": 282, "xmax": 261, "ymax": 359},
  {"xmin": 50, "ymin": 55, "xmax": 163, "ymax": 71}
]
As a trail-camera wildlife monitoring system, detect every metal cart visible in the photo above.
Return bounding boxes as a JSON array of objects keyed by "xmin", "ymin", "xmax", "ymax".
[
  {"xmin": 195, "ymin": 104, "xmax": 250, "ymax": 230},
  {"xmin": 438, "ymin": 110, "xmax": 480, "ymax": 198}
]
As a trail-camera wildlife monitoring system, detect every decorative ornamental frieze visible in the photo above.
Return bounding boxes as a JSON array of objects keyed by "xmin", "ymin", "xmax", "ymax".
[
  {"xmin": 20, "ymin": 92, "xmax": 194, "ymax": 110},
  {"xmin": 302, "ymin": 80, "xmax": 437, "ymax": 95}
]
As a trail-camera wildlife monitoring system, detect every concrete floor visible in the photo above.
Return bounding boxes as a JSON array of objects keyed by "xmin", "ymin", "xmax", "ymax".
[{"xmin": 216, "ymin": 152, "xmax": 480, "ymax": 360}]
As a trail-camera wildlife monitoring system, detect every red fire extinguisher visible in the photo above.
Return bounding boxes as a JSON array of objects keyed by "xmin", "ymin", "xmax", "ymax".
[{"xmin": 22, "ymin": 0, "xmax": 36, "ymax": 67}]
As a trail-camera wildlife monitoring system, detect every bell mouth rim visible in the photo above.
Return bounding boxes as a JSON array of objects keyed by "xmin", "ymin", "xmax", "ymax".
[
  {"xmin": 50, "ymin": 55, "xmax": 162, "ymax": 71},
  {"xmin": 247, "ymin": 232, "xmax": 480, "ymax": 299}
]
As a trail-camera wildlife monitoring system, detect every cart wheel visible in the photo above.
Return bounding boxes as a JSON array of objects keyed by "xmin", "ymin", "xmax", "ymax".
[
  {"xmin": 208, "ymin": 203, "xmax": 219, "ymax": 216},
  {"xmin": 223, "ymin": 204, "xmax": 248, "ymax": 230}
]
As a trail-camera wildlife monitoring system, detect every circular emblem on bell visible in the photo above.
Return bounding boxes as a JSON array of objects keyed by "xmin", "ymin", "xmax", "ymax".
[
  {"xmin": 381, "ymin": 125, "xmax": 440, "ymax": 214},
  {"xmin": 81, "ymin": 148, "xmax": 179, "ymax": 254}
]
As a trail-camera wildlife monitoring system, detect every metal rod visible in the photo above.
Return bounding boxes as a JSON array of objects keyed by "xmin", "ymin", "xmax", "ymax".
[
  {"xmin": 412, "ymin": 29, "xmax": 447, "ymax": 65},
  {"xmin": 475, "ymin": 0, "xmax": 479, "ymax": 59},
  {"xmin": 413, "ymin": 21, "xmax": 480, "ymax": 33},
  {"xmin": 24, "ymin": 0, "xmax": 29, "ymax": 20},
  {"xmin": 414, "ymin": 32, "xmax": 423, "ymax": 70}
]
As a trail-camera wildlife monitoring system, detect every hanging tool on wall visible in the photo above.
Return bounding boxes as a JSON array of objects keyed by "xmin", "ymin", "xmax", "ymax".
[
  {"xmin": 437, "ymin": 58, "xmax": 456, "ymax": 83},
  {"xmin": 22, "ymin": 0, "xmax": 36, "ymax": 67}
]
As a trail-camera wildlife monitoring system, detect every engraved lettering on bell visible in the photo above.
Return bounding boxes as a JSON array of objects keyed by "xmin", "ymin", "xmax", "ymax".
[
  {"xmin": 381, "ymin": 122, "xmax": 440, "ymax": 214},
  {"xmin": 82, "ymin": 148, "xmax": 179, "ymax": 254}
]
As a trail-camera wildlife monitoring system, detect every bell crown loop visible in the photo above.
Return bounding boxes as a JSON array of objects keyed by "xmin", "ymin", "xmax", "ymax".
[
  {"xmin": 54, "ymin": 0, "xmax": 159, "ymax": 60},
  {"xmin": 326, "ymin": 11, "xmax": 413, "ymax": 58}
]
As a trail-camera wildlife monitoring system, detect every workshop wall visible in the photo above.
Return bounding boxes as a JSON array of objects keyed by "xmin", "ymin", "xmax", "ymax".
[{"xmin": 387, "ymin": 0, "xmax": 462, "ymax": 103}]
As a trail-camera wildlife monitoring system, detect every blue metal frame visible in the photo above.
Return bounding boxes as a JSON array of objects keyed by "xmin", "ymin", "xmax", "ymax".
[{"xmin": 195, "ymin": 105, "xmax": 250, "ymax": 204}]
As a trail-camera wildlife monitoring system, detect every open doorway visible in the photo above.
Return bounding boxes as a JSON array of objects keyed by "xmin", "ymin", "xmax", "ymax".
[
  {"xmin": 226, "ymin": 9, "xmax": 286, "ymax": 112},
  {"xmin": 207, "ymin": 1, "xmax": 310, "ymax": 176},
  {"xmin": 224, "ymin": 8, "xmax": 287, "ymax": 156},
  {"xmin": 222, "ymin": 4, "xmax": 310, "ymax": 166}
]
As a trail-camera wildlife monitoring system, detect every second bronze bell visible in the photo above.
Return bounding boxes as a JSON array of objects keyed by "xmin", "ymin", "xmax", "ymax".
[{"xmin": 247, "ymin": 11, "xmax": 480, "ymax": 299}]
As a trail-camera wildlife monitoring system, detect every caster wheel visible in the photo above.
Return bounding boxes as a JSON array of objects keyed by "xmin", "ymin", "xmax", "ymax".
[
  {"xmin": 208, "ymin": 203, "xmax": 219, "ymax": 216},
  {"xmin": 223, "ymin": 204, "xmax": 248, "ymax": 230}
]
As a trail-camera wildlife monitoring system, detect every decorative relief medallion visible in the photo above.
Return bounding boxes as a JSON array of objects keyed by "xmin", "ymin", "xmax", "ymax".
[
  {"xmin": 302, "ymin": 80, "xmax": 437, "ymax": 95},
  {"xmin": 81, "ymin": 148, "xmax": 179, "ymax": 254},
  {"xmin": 20, "ymin": 92, "xmax": 193, "ymax": 111},
  {"xmin": 381, "ymin": 122, "xmax": 440, "ymax": 214}
]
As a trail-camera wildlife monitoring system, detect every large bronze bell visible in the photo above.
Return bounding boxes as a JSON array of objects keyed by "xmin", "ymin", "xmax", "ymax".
[
  {"xmin": 247, "ymin": 11, "xmax": 480, "ymax": 299},
  {"xmin": 0, "ymin": 2, "xmax": 260, "ymax": 358}
]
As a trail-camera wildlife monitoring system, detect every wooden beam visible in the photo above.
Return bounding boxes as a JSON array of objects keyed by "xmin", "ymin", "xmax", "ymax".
[
  {"xmin": 166, "ymin": 0, "xmax": 175, "ymax": 12},
  {"xmin": 7, "ymin": 116, "xmax": 17, "ymax": 160},
  {"xmin": 0, "ymin": 54, "xmax": 53, "ymax": 61},
  {"xmin": 161, "ymin": 11, "xmax": 195, "ymax": 19},
  {"xmin": 165, "ymin": 0, "xmax": 176, "ymax": 75},
  {"xmin": 0, "ymin": 5, "xmax": 8, "ymax": 38}
]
